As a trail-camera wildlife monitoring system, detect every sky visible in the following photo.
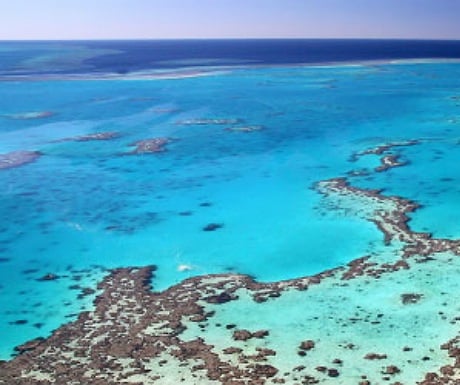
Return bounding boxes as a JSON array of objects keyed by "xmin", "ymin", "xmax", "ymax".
[{"xmin": 1, "ymin": 0, "xmax": 460, "ymax": 40}]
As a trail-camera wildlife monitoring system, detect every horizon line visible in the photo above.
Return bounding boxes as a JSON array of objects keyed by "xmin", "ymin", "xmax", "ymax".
[{"xmin": 1, "ymin": 37, "xmax": 460, "ymax": 42}]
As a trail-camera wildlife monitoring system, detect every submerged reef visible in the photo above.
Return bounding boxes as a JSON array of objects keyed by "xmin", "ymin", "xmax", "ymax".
[
  {"xmin": 2, "ymin": 248, "xmax": 460, "ymax": 383},
  {"xmin": 316, "ymin": 177, "xmax": 460, "ymax": 259},
  {"xmin": 0, "ymin": 150, "xmax": 41, "ymax": 170},
  {"xmin": 176, "ymin": 118, "xmax": 242, "ymax": 126},
  {"xmin": 127, "ymin": 138, "xmax": 171, "ymax": 154},
  {"xmin": 375, "ymin": 154, "xmax": 407, "ymax": 172},
  {"xmin": 4, "ymin": 111, "xmax": 54, "ymax": 120},
  {"xmin": 350, "ymin": 140, "xmax": 419, "ymax": 172},
  {"xmin": 351, "ymin": 140, "xmax": 420, "ymax": 159},
  {"xmin": 225, "ymin": 125, "xmax": 264, "ymax": 133},
  {"xmin": 3, "ymin": 139, "xmax": 460, "ymax": 384},
  {"xmin": 53, "ymin": 132, "xmax": 120, "ymax": 143}
]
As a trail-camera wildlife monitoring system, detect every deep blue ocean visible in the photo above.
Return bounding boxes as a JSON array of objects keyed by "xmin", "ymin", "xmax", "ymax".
[
  {"xmin": 1, "ymin": 39, "xmax": 460, "ymax": 377},
  {"xmin": 1, "ymin": 39, "xmax": 460, "ymax": 76}
]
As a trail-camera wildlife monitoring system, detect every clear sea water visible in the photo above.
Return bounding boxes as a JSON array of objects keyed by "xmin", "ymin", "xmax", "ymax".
[{"xmin": 1, "ymin": 40, "xmax": 460, "ymax": 359}]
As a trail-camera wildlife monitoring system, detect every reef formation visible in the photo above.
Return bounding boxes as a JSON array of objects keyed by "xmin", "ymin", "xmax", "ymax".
[
  {"xmin": 4, "ymin": 111, "xmax": 54, "ymax": 120},
  {"xmin": 0, "ymin": 151, "xmax": 41, "ymax": 170},
  {"xmin": 53, "ymin": 132, "xmax": 120, "ymax": 143},
  {"xmin": 127, "ymin": 138, "xmax": 172, "ymax": 154},
  {"xmin": 2, "ymin": 139, "xmax": 460, "ymax": 384}
]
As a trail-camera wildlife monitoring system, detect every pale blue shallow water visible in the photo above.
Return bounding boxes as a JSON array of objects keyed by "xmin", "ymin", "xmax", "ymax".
[{"xmin": 1, "ymin": 61, "xmax": 460, "ymax": 358}]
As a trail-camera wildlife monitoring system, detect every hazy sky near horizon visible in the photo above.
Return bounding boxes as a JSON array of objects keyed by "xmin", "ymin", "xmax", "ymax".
[{"xmin": 1, "ymin": 0, "xmax": 460, "ymax": 40}]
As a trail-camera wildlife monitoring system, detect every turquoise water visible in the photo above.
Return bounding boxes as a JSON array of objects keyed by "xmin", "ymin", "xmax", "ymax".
[
  {"xmin": 181, "ymin": 251, "xmax": 460, "ymax": 384},
  {"xmin": 1, "ymin": 62, "xmax": 460, "ymax": 358}
]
